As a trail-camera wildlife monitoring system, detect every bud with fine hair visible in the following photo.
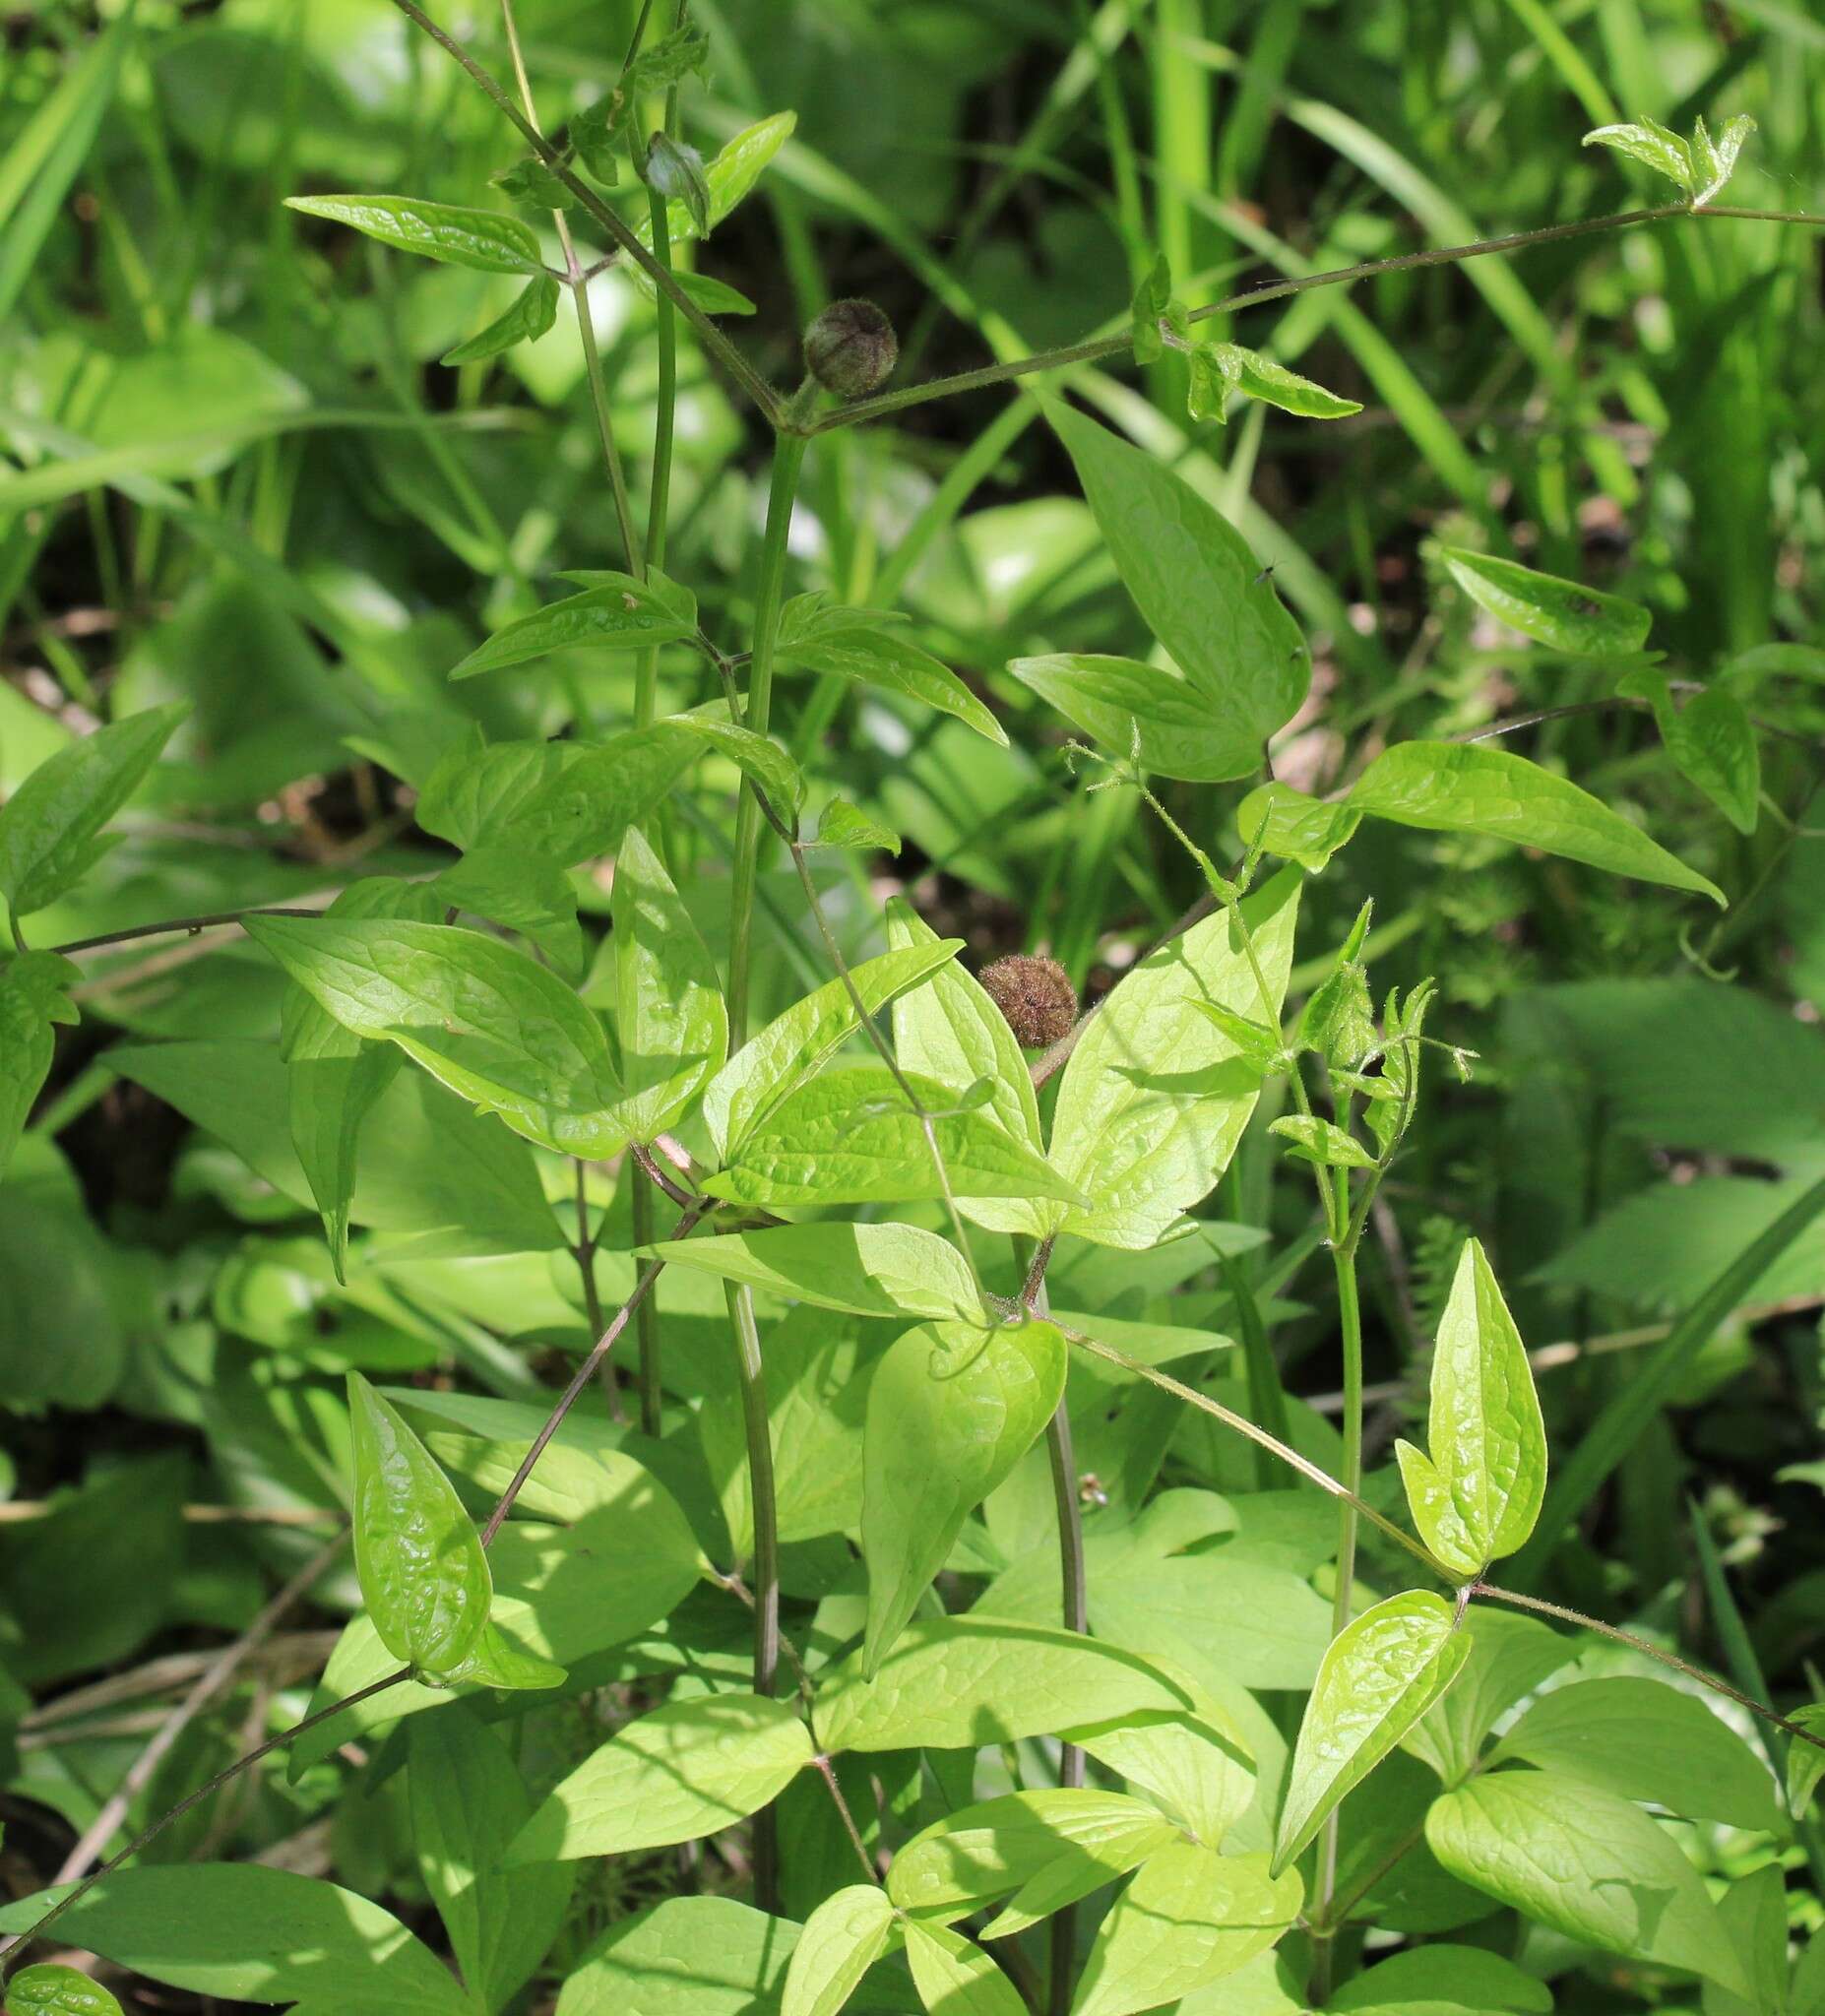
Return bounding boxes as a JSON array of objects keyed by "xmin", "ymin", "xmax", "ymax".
[
  {"xmin": 802, "ymin": 298, "xmax": 898, "ymax": 399},
  {"xmin": 979, "ymin": 954, "xmax": 1077, "ymax": 1049}
]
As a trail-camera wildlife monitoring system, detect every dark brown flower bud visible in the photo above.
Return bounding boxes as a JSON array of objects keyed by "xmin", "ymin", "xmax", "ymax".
[
  {"xmin": 979, "ymin": 954, "xmax": 1077, "ymax": 1048},
  {"xmin": 802, "ymin": 298, "xmax": 898, "ymax": 399}
]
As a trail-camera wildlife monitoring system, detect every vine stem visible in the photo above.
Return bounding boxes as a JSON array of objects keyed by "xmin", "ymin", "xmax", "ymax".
[
  {"xmin": 496, "ymin": 0, "xmax": 641, "ymax": 589},
  {"xmin": 725, "ymin": 433, "xmax": 809, "ymax": 1038},
  {"xmin": 385, "ymin": 0, "xmax": 786, "ymax": 427},
  {"xmin": 1053, "ymin": 1323, "xmax": 1438, "ymax": 1571},
  {"xmin": 1049, "ymin": 1321, "xmax": 1825, "ymax": 1758},
  {"xmin": 1313, "ymin": 1235, "xmax": 1364, "ymax": 1954},
  {"xmin": 1471, "ymin": 1582, "xmax": 1825, "ymax": 1753},
  {"xmin": 720, "ymin": 430, "xmax": 807, "ymax": 1916},
  {"xmin": 808, "ymin": 202, "xmax": 1825, "ymax": 434},
  {"xmin": 47, "ymin": 905, "xmax": 331, "ymax": 956},
  {"xmin": 0, "ymin": 1668, "xmax": 411, "ymax": 1979},
  {"xmin": 51, "ymin": 1530, "xmax": 350, "ymax": 1888},
  {"xmin": 1017, "ymin": 1232, "xmax": 1086, "ymax": 2016},
  {"xmin": 627, "ymin": 0, "xmax": 687, "ymax": 1439}
]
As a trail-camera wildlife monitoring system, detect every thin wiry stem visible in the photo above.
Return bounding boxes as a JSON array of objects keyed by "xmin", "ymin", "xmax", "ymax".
[
  {"xmin": 385, "ymin": 0, "xmax": 786, "ymax": 426},
  {"xmin": 496, "ymin": 0, "xmax": 641, "ymax": 583},
  {"xmin": 807, "ymin": 202, "xmax": 1825, "ymax": 434},
  {"xmin": 0, "ymin": 1668, "xmax": 410, "ymax": 1980},
  {"xmin": 48, "ymin": 904, "xmax": 332, "ymax": 955},
  {"xmin": 1471, "ymin": 1583, "xmax": 1825, "ymax": 1753}
]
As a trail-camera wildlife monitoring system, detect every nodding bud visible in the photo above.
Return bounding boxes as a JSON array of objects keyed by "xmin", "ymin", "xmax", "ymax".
[
  {"xmin": 979, "ymin": 954, "xmax": 1077, "ymax": 1049},
  {"xmin": 802, "ymin": 298, "xmax": 898, "ymax": 399}
]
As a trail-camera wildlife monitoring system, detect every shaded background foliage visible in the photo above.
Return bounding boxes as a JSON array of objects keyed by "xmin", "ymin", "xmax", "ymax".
[{"xmin": 2, "ymin": 0, "xmax": 1824, "ymax": 2008}]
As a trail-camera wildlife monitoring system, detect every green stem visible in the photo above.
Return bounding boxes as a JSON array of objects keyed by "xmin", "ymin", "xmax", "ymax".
[
  {"xmin": 496, "ymin": 0, "xmax": 640, "ymax": 620},
  {"xmin": 725, "ymin": 1277, "xmax": 782, "ymax": 1911},
  {"xmin": 1313, "ymin": 1232, "xmax": 1364, "ymax": 1955},
  {"xmin": 725, "ymin": 432, "xmax": 808, "ymax": 1043},
  {"xmin": 718, "ymin": 431, "xmax": 806, "ymax": 1916},
  {"xmin": 626, "ymin": 16, "xmax": 683, "ymax": 1434},
  {"xmin": 1014, "ymin": 1231, "xmax": 1083, "ymax": 2016}
]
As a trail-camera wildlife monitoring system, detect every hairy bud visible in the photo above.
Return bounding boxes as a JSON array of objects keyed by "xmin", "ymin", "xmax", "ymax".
[
  {"xmin": 802, "ymin": 298, "xmax": 898, "ymax": 399},
  {"xmin": 979, "ymin": 954, "xmax": 1077, "ymax": 1049}
]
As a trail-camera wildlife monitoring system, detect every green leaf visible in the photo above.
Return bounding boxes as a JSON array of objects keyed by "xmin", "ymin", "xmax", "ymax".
[
  {"xmin": 557, "ymin": 1899, "xmax": 823, "ymax": 2016},
  {"xmin": 1072, "ymin": 1846, "xmax": 1303, "ymax": 2016},
  {"xmin": 0, "ymin": 701, "xmax": 187, "ymax": 919},
  {"xmin": 1077, "ymin": 1707, "xmax": 1258, "ymax": 1855},
  {"xmin": 1047, "ymin": 867, "xmax": 1300, "ymax": 1247},
  {"xmin": 1188, "ymin": 344, "xmax": 1362, "ymax": 424},
  {"xmin": 669, "ymin": 712, "xmax": 807, "ymax": 819},
  {"xmin": 1581, "ymin": 116, "xmax": 1696, "ymax": 195},
  {"xmin": 1328, "ymin": 1944, "xmax": 1551, "ymax": 2014},
  {"xmin": 816, "ymin": 798, "xmax": 902, "ymax": 853},
  {"xmin": 435, "ymin": 1619, "xmax": 568, "ymax": 1690},
  {"xmin": 816, "ymin": 1616, "xmax": 1193, "ymax": 1755},
  {"xmin": 440, "ymin": 273, "xmax": 560, "ymax": 365},
  {"xmin": 1349, "ymin": 741, "xmax": 1725, "ymax": 905},
  {"xmin": 409, "ymin": 1706, "xmax": 576, "ymax": 2013},
  {"xmin": 640, "ymin": 1223, "xmax": 981, "ymax": 1324},
  {"xmin": 433, "ymin": 843, "xmax": 585, "ymax": 976},
  {"xmin": 1489, "ymin": 1676, "xmax": 1784, "ymax": 1832},
  {"xmin": 863, "ymin": 1319, "xmax": 1066, "ymax": 1672},
  {"xmin": 1400, "ymin": 1608, "xmax": 1575, "ymax": 1786},
  {"xmin": 1439, "ymin": 547, "xmax": 1652, "ymax": 657},
  {"xmin": 1394, "ymin": 1239, "xmax": 1547, "ymax": 1579},
  {"xmin": 1273, "ymin": 1591, "xmax": 1472, "ymax": 1874},
  {"xmin": 1048, "ymin": 404, "xmax": 1309, "ymax": 782},
  {"xmin": 493, "ymin": 155, "xmax": 574, "ymax": 213},
  {"xmin": 1236, "ymin": 781, "xmax": 1363, "ymax": 872},
  {"xmin": 644, "ymin": 132, "xmax": 711, "ymax": 234},
  {"xmin": 246, "ymin": 915, "xmax": 628, "ymax": 1160},
  {"xmin": 0, "ymin": 951, "xmax": 77, "ymax": 1182},
  {"xmin": 1010, "ymin": 654, "xmax": 1268, "ymax": 786},
  {"xmin": 633, "ymin": 111, "xmax": 797, "ymax": 259},
  {"xmin": 703, "ymin": 1065, "xmax": 1089, "ymax": 1209},
  {"xmin": 7, "ymin": 1964, "xmax": 125, "ymax": 2016},
  {"xmin": 292, "ymin": 1464, "xmax": 703, "ymax": 1767},
  {"xmin": 509, "ymin": 1692, "xmax": 814, "ymax": 1862},
  {"xmin": 888, "ymin": 1790, "xmax": 1178, "ymax": 1932},
  {"xmin": 1425, "ymin": 1768, "xmax": 1747, "ymax": 1994},
  {"xmin": 281, "ymin": 880, "xmax": 443, "ymax": 1281},
  {"xmin": 1788, "ymin": 1705, "xmax": 1825, "ymax": 1819},
  {"xmin": 905, "ymin": 1922, "xmax": 1024, "ymax": 2016},
  {"xmin": 701, "ymin": 940, "xmax": 963, "ymax": 1159},
  {"xmin": 347, "ymin": 1371, "xmax": 491, "ymax": 1676},
  {"xmin": 1621, "ymin": 666, "xmax": 1760, "ymax": 835},
  {"xmin": 610, "ymin": 823, "xmax": 727, "ymax": 1143},
  {"xmin": 782, "ymin": 1885, "xmax": 899, "ymax": 2016},
  {"xmin": 0, "ymin": 1865, "xmax": 472, "ymax": 2013},
  {"xmin": 1690, "ymin": 112, "xmax": 1756, "ymax": 206},
  {"xmin": 885, "ymin": 897, "xmax": 1050, "ymax": 1236},
  {"xmin": 450, "ymin": 574, "xmax": 698, "ymax": 679},
  {"xmin": 778, "ymin": 597, "xmax": 1007, "ymax": 746},
  {"xmin": 670, "ymin": 268, "xmax": 758, "ymax": 315},
  {"xmin": 1268, "ymin": 1114, "xmax": 1377, "ymax": 1170},
  {"xmin": 113, "ymin": 1037, "xmax": 563, "ymax": 1259},
  {"xmin": 1131, "ymin": 252, "xmax": 1173, "ymax": 365},
  {"xmin": 284, "ymin": 193, "xmax": 542, "ymax": 272}
]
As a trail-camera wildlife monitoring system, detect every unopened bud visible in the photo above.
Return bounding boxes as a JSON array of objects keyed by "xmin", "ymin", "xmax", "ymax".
[
  {"xmin": 979, "ymin": 954, "xmax": 1077, "ymax": 1048},
  {"xmin": 802, "ymin": 298, "xmax": 898, "ymax": 399}
]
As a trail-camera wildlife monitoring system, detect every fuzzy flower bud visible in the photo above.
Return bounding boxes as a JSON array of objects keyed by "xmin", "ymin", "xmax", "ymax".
[
  {"xmin": 802, "ymin": 298, "xmax": 898, "ymax": 399},
  {"xmin": 979, "ymin": 954, "xmax": 1077, "ymax": 1048}
]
